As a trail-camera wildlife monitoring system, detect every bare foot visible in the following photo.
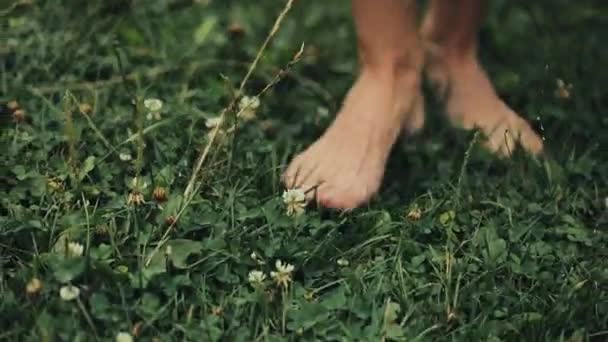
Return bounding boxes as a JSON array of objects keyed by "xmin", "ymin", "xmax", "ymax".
[
  {"xmin": 283, "ymin": 69, "xmax": 423, "ymax": 210},
  {"xmin": 425, "ymin": 44, "xmax": 544, "ymax": 156}
]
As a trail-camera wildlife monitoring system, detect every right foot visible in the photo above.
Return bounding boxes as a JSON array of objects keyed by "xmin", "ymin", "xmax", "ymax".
[{"xmin": 424, "ymin": 42, "xmax": 544, "ymax": 156}]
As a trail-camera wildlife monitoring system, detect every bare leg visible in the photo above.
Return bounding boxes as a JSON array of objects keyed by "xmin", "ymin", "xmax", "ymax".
[
  {"xmin": 421, "ymin": 0, "xmax": 543, "ymax": 155},
  {"xmin": 282, "ymin": 0, "xmax": 424, "ymax": 210}
]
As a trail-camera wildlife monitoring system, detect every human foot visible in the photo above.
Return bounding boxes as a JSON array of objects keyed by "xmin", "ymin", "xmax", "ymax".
[
  {"xmin": 424, "ymin": 44, "xmax": 544, "ymax": 156},
  {"xmin": 282, "ymin": 69, "xmax": 423, "ymax": 210}
]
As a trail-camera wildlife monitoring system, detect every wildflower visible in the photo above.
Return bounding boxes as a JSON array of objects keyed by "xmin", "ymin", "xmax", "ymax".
[
  {"xmin": 337, "ymin": 258, "xmax": 349, "ymax": 267},
  {"xmin": 282, "ymin": 188, "xmax": 306, "ymax": 217},
  {"xmin": 26, "ymin": 277, "xmax": 43, "ymax": 297},
  {"xmin": 79, "ymin": 103, "xmax": 93, "ymax": 115},
  {"xmin": 270, "ymin": 260, "xmax": 294, "ymax": 288},
  {"xmin": 227, "ymin": 22, "xmax": 246, "ymax": 38},
  {"xmin": 406, "ymin": 207, "xmax": 422, "ymax": 221},
  {"xmin": 304, "ymin": 291, "xmax": 315, "ymax": 301},
  {"xmin": 127, "ymin": 191, "xmax": 145, "ymax": 206},
  {"xmin": 144, "ymin": 98, "xmax": 163, "ymax": 120},
  {"xmin": 59, "ymin": 285, "xmax": 80, "ymax": 301},
  {"xmin": 205, "ymin": 116, "xmax": 222, "ymax": 129},
  {"xmin": 130, "ymin": 177, "xmax": 148, "ymax": 190},
  {"xmin": 13, "ymin": 108, "xmax": 26, "ymax": 123},
  {"xmin": 211, "ymin": 306, "xmax": 223, "ymax": 316},
  {"xmin": 143, "ymin": 98, "xmax": 163, "ymax": 112},
  {"xmin": 248, "ymin": 270, "xmax": 267, "ymax": 287},
  {"xmin": 119, "ymin": 153, "xmax": 133, "ymax": 161},
  {"xmin": 238, "ymin": 95, "xmax": 260, "ymax": 121},
  {"xmin": 251, "ymin": 251, "xmax": 266, "ymax": 265},
  {"xmin": 47, "ymin": 177, "xmax": 63, "ymax": 192},
  {"xmin": 555, "ymin": 79, "xmax": 573, "ymax": 100},
  {"xmin": 66, "ymin": 242, "xmax": 84, "ymax": 257},
  {"xmin": 152, "ymin": 186, "xmax": 168, "ymax": 202},
  {"xmin": 7, "ymin": 100, "xmax": 19, "ymax": 111},
  {"xmin": 165, "ymin": 245, "xmax": 173, "ymax": 257},
  {"xmin": 115, "ymin": 332, "xmax": 134, "ymax": 342},
  {"xmin": 165, "ymin": 215, "xmax": 177, "ymax": 226}
]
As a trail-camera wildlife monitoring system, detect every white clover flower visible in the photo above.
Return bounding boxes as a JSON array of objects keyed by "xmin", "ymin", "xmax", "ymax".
[
  {"xmin": 119, "ymin": 153, "xmax": 133, "ymax": 162},
  {"xmin": 205, "ymin": 116, "xmax": 222, "ymax": 128},
  {"xmin": 282, "ymin": 188, "xmax": 306, "ymax": 216},
  {"xmin": 143, "ymin": 98, "xmax": 163, "ymax": 112},
  {"xmin": 337, "ymin": 258, "xmax": 349, "ymax": 267},
  {"xmin": 248, "ymin": 270, "xmax": 267, "ymax": 287},
  {"xmin": 115, "ymin": 332, "xmax": 134, "ymax": 342},
  {"xmin": 238, "ymin": 95, "xmax": 260, "ymax": 121},
  {"xmin": 59, "ymin": 285, "xmax": 80, "ymax": 301},
  {"xmin": 130, "ymin": 177, "xmax": 148, "ymax": 190},
  {"xmin": 66, "ymin": 242, "xmax": 84, "ymax": 258},
  {"xmin": 250, "ymin": 251, "xmax": 265, "ymax": 265},
  {"xmin": 270, "ymin": 260, "xmax": 295, "ymax": 288}
]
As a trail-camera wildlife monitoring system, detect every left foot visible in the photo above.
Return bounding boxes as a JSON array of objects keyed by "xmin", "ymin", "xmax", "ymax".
[
  {"xmin": 424, "ymin": 42, "xmax": 544, "ymax": 156},
  {"xmin": 282, "ymin": 67, "xmax": 423, "ymax": 210}
]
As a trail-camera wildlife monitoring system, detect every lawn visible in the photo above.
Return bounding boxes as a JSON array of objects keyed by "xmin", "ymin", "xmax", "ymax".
[{"xmin": 1, "ymin": 0, "xmax": 608, "ymax": 340}]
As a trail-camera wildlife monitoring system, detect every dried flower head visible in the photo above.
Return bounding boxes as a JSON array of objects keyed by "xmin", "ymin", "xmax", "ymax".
[
  {"xmin": 79, "ymin": 103, "xmax": 93, "ymax": 115},
  {"xmin": 127, "ymin": 191, "xmax": 145, "ymax": 206},
  {"xmin": 211, "ymin": 306, "xmax": 223, "ymax": 316},
  {"xmin": 165, "ymin": 215, "xmax": 177, "ymax": 226},
  {"xmin": 406, "ymin": 207, "xmax": 422, "ymax": 221},
  {"xmin": 270, "ymin": 260, "xmax": 295, "ymax": 288},
  {"xmin": 282, "ymin": 188, "xmax": 306, "ymax": 216},
  {"xmin": 555, "ymin": 79, "xmax": 573, "ymax": 100},
  {"xmin": 153, "ymin": 186, "xmax": 168, "ymax": 202},
  {"xmin": 13, "ymin": 109, "xmax": 26, "ymax": 123}
]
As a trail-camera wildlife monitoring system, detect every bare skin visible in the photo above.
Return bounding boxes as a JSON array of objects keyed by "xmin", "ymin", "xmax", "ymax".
[
  {"xmin": 283, "ymin": 0, "xmax": 424, "ymax": 210},
  {"xmin": 422, "ymin": 0, "xmax": 544, "ymax": 155},
  {"xmin": 283, "ymin": 0, "xmax": 543, "ymax": 210}
]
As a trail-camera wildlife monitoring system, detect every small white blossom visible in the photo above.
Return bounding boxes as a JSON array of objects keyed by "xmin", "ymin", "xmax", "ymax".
[
  {"xmin": 270, "ymin": 260, "xmax": 295, "ymax": 288},
  {"xmin": 59, "ymin": 285, "xmax": 80, "ymax": 301},
  {"xmin": 165, "ymin": 245, "xmax": 173, "ymax": 256},
  {"xmin": 205, "ymin": 117, "xmax": 222, "ymax": 128},
  {"xmin": 282, "ymin": 188, "xmax": 306, "ymax": 216},
  {"xmin": 119, "ymin": 153, "xmax": 132, "ymax": 161},
  {"xmin": 115, "ymin": 332, "xmax": 134, "ymax": 342},
  {"xmin": 143, "ymin": 98, "xmax": 163, "ymax": 112},
  {"xmin": 337, "ymin": 258, "xmax": 349, "ymax": 267},
  {"xmin": 238, "ymin": 96, "xmax": 260, "ymax": 121},
  {"xmin": 66, "ymin": 242, "xmax": 84, "ymax": 257},
  {"xmin": 248, "ymin": 270, "xmax": 267, "ymax": 286},
  {"xmin": 130, "ymin": 177, "xmax": 148, "ymax": 190}
]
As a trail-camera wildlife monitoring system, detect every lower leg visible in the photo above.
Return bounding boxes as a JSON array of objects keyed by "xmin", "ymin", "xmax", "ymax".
[
  {"xmin": 282, "ymin": 0, "xmax": 424, "ymax": 210},
  {"xmin": 421, "ymin": 0, "xmax": 543, "ymax": 155}
]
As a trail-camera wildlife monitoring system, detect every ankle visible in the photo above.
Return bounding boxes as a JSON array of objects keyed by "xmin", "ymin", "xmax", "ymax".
[{"xmin": 359, "ymin": 49, "xmax": 424, "ymax": 80}]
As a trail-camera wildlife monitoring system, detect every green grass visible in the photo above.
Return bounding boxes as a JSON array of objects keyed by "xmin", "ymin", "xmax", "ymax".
[{"xmin": 2, "ymin": 0, "xmax": 608, "ymax": 340}]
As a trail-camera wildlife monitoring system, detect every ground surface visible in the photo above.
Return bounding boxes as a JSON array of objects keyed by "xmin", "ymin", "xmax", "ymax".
[{"xmin": 1, "ymin": 0, "xmax": 608, "ymax": 341}]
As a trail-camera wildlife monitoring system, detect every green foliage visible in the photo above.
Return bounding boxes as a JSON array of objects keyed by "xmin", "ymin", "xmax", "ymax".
[{"xmin": 1, "ymin": 0, "xmax": 607, "ymax": 341}]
